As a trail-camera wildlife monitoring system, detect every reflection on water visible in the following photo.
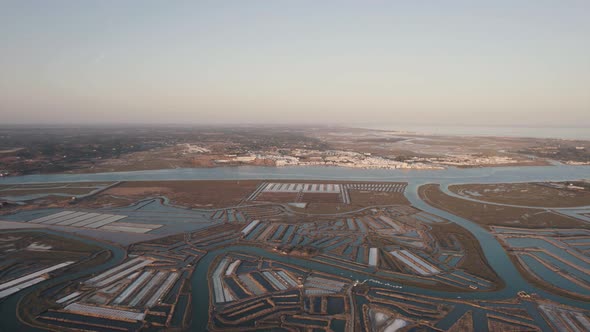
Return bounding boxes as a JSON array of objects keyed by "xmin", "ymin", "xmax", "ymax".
[
  {"xmin": 2, "ymin": 165, "xmax": 590, "ymax": 330},
  {"xmin": 1, "ymin": 165, "xmax": 590, "ymax": 185}
]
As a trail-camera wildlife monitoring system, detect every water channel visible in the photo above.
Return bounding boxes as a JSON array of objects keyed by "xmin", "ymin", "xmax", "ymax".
[
  {"xmin": 1, "ymin": 164, "xmax": 590, "ymax": 330},
  {"xmin": 0, "ymin": 229, "xmax": 127, "ymax": 332}
]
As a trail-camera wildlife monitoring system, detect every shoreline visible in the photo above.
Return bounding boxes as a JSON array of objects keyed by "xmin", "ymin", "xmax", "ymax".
[
  {"xmin": 3, "ymin": 158, "xmax": 566, "ymax": 178},
  {"xmin": 0, "ymin": 228, "xmax": 127, "ymax": 331},
  {"xmin": 2, "ymin": 164, "xmax": 590, "ymax": 186}
]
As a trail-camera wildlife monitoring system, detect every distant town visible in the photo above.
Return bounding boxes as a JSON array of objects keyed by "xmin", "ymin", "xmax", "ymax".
[{"xmin": 1, "ymin": 126, "xmax": 589, "ymax": 176}]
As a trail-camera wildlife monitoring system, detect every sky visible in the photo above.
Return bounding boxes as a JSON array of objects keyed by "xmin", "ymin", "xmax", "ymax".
[{"xmin": 1, "ymin": 1, "xmax": 589, "ymax": 126}]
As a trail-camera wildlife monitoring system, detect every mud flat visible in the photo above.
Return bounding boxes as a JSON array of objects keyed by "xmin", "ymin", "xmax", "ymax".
[
  {"xmin": 3, "ymin": 175, "xmax": 590, "ymax": 331},
  {"xmin": 0, "ymin": 182, "xmax": 121, "ymax": 215},
  {"xmin": 24, "ymin": 223, "xmax": 225, "ymax": 332},
  {"xmin": 419, "ymin": 184, "xmax": 588, "ymax": 229},
  {"xmin": 207, "ymin": 252, "xmax": 351, "ymax": 331},
  {"xmin": 0, "ymin": 181, "xmax": 117, "ymax": 195},
  {"xmin": 239, "ymin": 202, "xmax": 501, "ymax": 292},
  {"xmin": 449, "ymin": 181, "xmax": 590, "ymax": 208},
  {"xmin": 101, "ymin": 180, "xmax": 262, "ymax": 208},
  {"xmin": 493, "ymin": 227, "xmax": 590, "ymax": 301},
  {"xmin": 508, "ymin": 253, "xmax": 590, "ymax": 302},
  {"xmin": 428, "ymin": 221, "xmax": 500, "ymax": 284},
  {"xmin": 0, "ymin": 230, "xmax": 120, "ymax": 330},
  {"xmin": 448, "ymin": 311, "xmax": 473, "ymax": 331}
]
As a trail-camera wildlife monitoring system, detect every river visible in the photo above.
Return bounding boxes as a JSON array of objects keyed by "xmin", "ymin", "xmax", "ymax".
[
  {"xmin": 0, "ymin": 229, "xmax": 126, "ymax": 332},
  {"xmin": 1, "ymin": 164, "xmax": 590, "ymax": 331},
  {"xmin": 1, "ymin": 164, "xmax": 589, "ymax": 185}
]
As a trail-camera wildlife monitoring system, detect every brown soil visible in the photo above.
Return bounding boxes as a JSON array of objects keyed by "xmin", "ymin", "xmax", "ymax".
[
  {"xmin": 419, "ymin": 184, "xmax": 588, "ymax": 229},
  {"xmin": 487, "ymin": 315, "xmax": 541, "ymax": 332},
  {"xmin": 101, "ymin": 180, "xmax": 262, "ymax": 208},
  {"xmin": 507, "ymin": 252, "xmax": 590, "ymax": 302},
  {"xmin": 448, "ymin": 311, "xmax": 473, "ymax": 332},
  {"xmin": 0, "ymin": 182, "xmax": 115, "ymax": 190},
  {"xmin": 0, "ymin": 188, "xmax": 96, "ymax": 196},
  {"xmin": 300, "ymin": 193, "xmax": 341, "ymax": 203},
  {"xmin": 0, "ymin": 182, "xmax": 117, "ymax": 198},
  {"xmin": 106, "ymin": 186, "xmax": 172, "ymax": 196},
  {"xmin": 74, "ymin": 195, "xmax": 133, "ymax": 209},
  {"xmin": 0, "ymin": 196, "xmax": 75, "ymax": 215},
  {"xmin": 255, "ymin": 192, "xmax": 299, "ymax": 202},
  {"xmin": 288, "ymin": 200, "xmax": 406, "ymax": 215},
  {"xmin": 429, "ymin": 222, "xmax": 502, "ymax": 286},
  {"xmin": 255, "ymin": 181, "xmax": 409, "ymax": 214},
  {"xmin": 348, "ymin": 190, "xmax": 409, "ymax": 206},
  {"xmin": 449, "ymin": 182, "xmax": 590, "ymax": 207},
  {"xmin": 455, "ymin": 159, "xmax": 551, "ymax": 168},
  {"xmin": 12, "ymin": 231, "xmax": 112, "ymax": 329}
]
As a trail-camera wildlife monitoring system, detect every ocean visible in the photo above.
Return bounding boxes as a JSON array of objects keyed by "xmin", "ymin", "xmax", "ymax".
[{"xmin": 355, "ymin": 125, "xmax": 590, "ymax": 140}]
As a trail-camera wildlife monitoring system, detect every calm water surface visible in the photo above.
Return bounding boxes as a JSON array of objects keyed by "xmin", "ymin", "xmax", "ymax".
[{"xmin": 2, "ymin": 165, "xmax": 590, "ymax": 331}]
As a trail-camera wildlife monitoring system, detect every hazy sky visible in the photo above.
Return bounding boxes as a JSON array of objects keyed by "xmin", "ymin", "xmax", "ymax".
[{"xmin": 1, "ymin": 1, "xmax": 589, "ymax": 126}]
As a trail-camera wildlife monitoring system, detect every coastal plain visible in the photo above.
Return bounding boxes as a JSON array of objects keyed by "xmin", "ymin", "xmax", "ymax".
[{"xmin": 1, "ymin": 175, "xmax": 590, "ymax": 331}]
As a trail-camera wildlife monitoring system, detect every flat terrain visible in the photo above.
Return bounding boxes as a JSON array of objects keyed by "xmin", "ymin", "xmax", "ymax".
[
  {"xmin": 348, "ymin": 190, "xmax": 409, "ymax": 206},
  {"xmin": 3, "ymin": 125, "xmax": 588, "ymax": 176},
  {"xmin": 1, "ymin": 180, "xmax": 410, "ymax": 215},
  {"xmin": 0, "ymin": 230, "xmax": 112, "ymax": 326},
  {"xmin": 0, "ymin": 187, "xmax": 97, "ymax": 196},
  {"xmin": 307, "ymin": 128, "xmax": 553, "ymax": 166},
  {"xmin": 0, "ymin": 231, "xmax": 103, "ymax": 262},
  {"xmin": 250, "ymin": 180, "xmax": 409, "ymax": 214},
  {"xmin": 0, "ymin": 182, "xmax": 119, "ymax": 215},
  {"xmin": 506, "ymin": 245, "xmax": 590, "ymax": 302},
  {"xmin": 449, "ymin": 182, "xmax": 590, "ymax": 207},
  {"xmin": 428, "ymin": 222, "xmax": 500, "ymax": 284},
  {"xmin": 2, "ymin": 179, "xmax": 586, "ymax": 332},
  {"xmin": 0, "ymin": 182, "xmax": 115, "ymax": 197},
  {"xmin": 419, "ymin": 184, "xmax": 587, "ymax": 229},
  {"xmin": 103, "ymin": 180, "xmax": 261, "ymax": 208},
  {"xmin": 291, "ymin": 193, "xmax": 409, "ymax": 214},
  {"xmin": 2, "ymin": 180, "xmax": 262, "ymax": 210}
]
